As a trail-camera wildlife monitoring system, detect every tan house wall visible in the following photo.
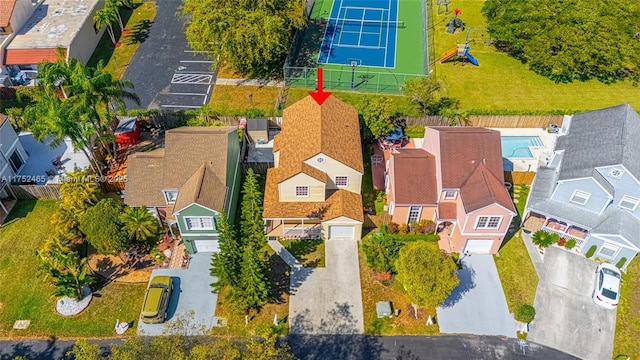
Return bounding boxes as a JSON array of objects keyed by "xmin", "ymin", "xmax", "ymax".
[
  {"xmin": 273, "ymin": 150, "xmax": 280, "ymax": 167},
  {"xmin": 391, "ymin": 205, "xmax": 436, "ymax": 224},
  {"xmin": 68, "ymin": 0, "xmax": 106, "ymax": 64},
  {"xmin": 304, "ymin": 154, "xmax": 362, "ymax": 194},
  {"xmin": 460, "ymin": 203, "xmax": 514, "ymax": 236},
  {"xmin": 9, "ymin": 0, "xmax": 37, "ymax": 33},
  {"xmin": 422, "ymin": 128, "xmax": 444, "ymax": 192},
  {"xmin": 278, "ymin": 173, "xmax": 326, "ymax": 202},
  {"xmin": 448, "ymin": 227, "xmax": 503, "ymax": 254}
]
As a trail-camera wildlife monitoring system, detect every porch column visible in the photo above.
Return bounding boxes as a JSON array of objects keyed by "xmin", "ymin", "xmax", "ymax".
[
  {"xmin": 301, "ymin": 218, "xmax": 304, "ymax": 232},
  {"xmin": 281, "ymin": 219, "xmax": 284, "ymax": 237}
]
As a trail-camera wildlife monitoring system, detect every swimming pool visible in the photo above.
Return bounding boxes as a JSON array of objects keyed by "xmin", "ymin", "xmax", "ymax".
[{"xmin": 501, "ymin": 136, "xmax": 543, "ymax": 158}]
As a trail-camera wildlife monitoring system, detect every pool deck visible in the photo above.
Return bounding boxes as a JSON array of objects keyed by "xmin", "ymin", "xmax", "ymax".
[{"xmin": 490, "ymin": 128, "xmax": 558, "ymax": 172}]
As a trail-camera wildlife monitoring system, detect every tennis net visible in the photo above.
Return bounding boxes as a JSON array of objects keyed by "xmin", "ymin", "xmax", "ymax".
[{"xmin": 327, "ymin": 18, "xmax": 405, "ymax": 28}]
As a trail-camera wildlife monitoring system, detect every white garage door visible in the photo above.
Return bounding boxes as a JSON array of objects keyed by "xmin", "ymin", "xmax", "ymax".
[
  {"xmin": 329, "ymin": 226, "xmax": 355, "ymax": 240},
  {"xmin": 193, "ymin": 240, "xmax": 220, "ymax": 253},
  {"xmin": 463, "ymin": 239, "xmax": 494, "ymax": 254}
]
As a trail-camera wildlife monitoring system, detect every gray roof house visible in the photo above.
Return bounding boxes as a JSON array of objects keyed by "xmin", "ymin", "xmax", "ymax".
[{"xmin": 525, "ymin": 104, "xmax": 640, "ymax": 270}]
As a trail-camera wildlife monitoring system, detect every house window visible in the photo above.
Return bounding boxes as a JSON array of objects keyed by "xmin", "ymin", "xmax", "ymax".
[
  {"xmin": 407, "ymin": 206, "xmax": 421, "ymax": 223},
  {"xmin": 164, "ymin": 190, "xmax": 178, "ymax": 204},
  {"xmin": 8, "ymin": 151, "xmax": 24, "ymax": 173},
  {"xmin": 295, "ymin": 186, "xmax": 309, "ymax": 197},
  {"xmin": 570, "ymin": 190, "xmax": 591, "ymax": 206},
  {"xmin": 475, "ymin": 216, "xmax": 502, "ymax": 229},
  {"xmin": 335, "ymin": 176, "xmax": 348, "ymax": 187},
  {"xmin": 444, "ymin": 190, "xmax": 457, "ymax": 200},
  {"xmin": 184, "ymin": 216, "xmax": 215, "ymax": 231},
  {"xmin": 598, "ymin": 243, "xmax": 620, "ymax": 258},
  {"xmin": 619, "ymin": 195, "xmax": 640, "ymax": 211}
]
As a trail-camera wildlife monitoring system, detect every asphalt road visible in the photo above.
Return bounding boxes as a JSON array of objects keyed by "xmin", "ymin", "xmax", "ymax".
[{"xmin": 0, "ymin": 335, "xmax": 578, "ymax": 360}]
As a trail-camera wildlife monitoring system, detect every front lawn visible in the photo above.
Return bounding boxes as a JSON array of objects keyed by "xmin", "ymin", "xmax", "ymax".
[
  {"xmin": 210, "ymin": 250, "xmax": 290, "ymax": 337},
  {"xmin": 613, "ymin": 258, "xmax": 640, "ymax": 359},
  {"xmin": 210, "ymin": 85, "xmax": 283, "ymax": 117},
  {"xmin": 279, "ymin": 239, "xmax": 325, "ymax": 267},
  {"xmin": 494, "ymin": 234, "xmax": 538, "ymax": 317},
  {"xmin": 0, "ymin": 200, "xmax": 146, "ymax": 338},
  {"xmin": 359, "ymin": 246, "xmax": 439, "ymax": 335}
]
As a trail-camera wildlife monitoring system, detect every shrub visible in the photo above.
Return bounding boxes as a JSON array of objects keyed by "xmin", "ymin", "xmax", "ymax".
[
  {"xmin": 398, "ymin": 223, "xmax": 409, "ymax": 235},
  {"xmin": 362, "ymin": 234, "xmax": 403, "ymax": 274},
  {"xmin": 616, "ymin": 257, "xmax": 627, "ymax": 269},
  {"xmin": 387, "ymin": 222, "xmax": 399, "ymax": 234},
  {"xmin": 557, "ymin": 237, "xmax": 566, "ymax": 247},
  {"xmin": 564, "ymin": 239, "xmax": 576, "ymax": 250},
  {"xmin": 585, "ymin": 245, "xmax": 597, "ymax": 258},
  {"xmin": 517, "ymin": 304, "xmax": 536, "ymax": 323},
  {"xmin": 418, "ymin": 219, "xmax": 436, "ymax": 234},
  {"xmin": 531, "ymin": 230, "xmax": 559, "ymax": 248},
  {"xmin": 408, "ymin": 221, "xmax": 420, "ymax": 234},
  {"xmin": 379, "ymin": 224, "xmax": 387, "ymax": 234}
]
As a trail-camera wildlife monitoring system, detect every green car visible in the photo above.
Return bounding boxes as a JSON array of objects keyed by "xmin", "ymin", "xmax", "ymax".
[{"xmin": 141, "ymin": 276, "xmax": 173, "ymax": 324}]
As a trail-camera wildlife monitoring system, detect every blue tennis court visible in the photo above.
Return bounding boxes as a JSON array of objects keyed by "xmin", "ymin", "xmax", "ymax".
[{"xmin": 318, "ymin": 0, "xmax": 400, "ymax": 68}]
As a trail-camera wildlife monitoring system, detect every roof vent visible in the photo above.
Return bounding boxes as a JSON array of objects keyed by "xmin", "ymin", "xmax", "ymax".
[
  {"xmin": 317, "ymin": 157, "xmax": 325, "ymax": 164},
  {"xmin": 609, "ymin": 168, "xmax": 624, "ymax": 179}
]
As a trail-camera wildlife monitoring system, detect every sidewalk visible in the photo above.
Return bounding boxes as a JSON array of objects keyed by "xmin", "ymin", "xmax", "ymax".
[
  {"xmin": 521, "ymin": 231, "xmax": 547, "ymax": 280},
  {"xmin": 268, "ymin": 239, "xmax": 301, "ymax": 269},
  {"xmin": 215, "ymin": 78, "xmax": 285, "ymax": 87}
]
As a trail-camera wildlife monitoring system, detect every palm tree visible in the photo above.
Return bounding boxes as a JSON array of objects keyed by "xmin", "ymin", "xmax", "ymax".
[
  {"xmin": 120, "ymin": 206, "xmax": 161, "ymax": 247},
  {"xmin": 94, "ymin": 3, "xmax": 119, "ymax": 44}
]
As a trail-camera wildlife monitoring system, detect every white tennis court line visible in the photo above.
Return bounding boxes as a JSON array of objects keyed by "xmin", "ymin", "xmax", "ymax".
[
  {"xmin": 392, "ymin": 0, "xmax": 399, "ymax": 68},
  {"xmin": 334, "ymin": 44, "xmax": 383, "ymax": 49},
  {"xmin": 342, "ymin": 30, "xmax": 381, "ymax": 35},
  {"xmin": 357, "ymin": 9, "xmax": 366, "ymax": 46},
  {"xmin": 384, "ymin": 0, "xmax": 391, "ymax": 67},
  {"xmin": 171, "ymin": 74, "xmax": 213, "ymax": 84}
]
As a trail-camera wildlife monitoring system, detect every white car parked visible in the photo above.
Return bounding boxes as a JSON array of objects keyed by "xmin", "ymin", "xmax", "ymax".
[{"xmin": 593, "ymin": 263, "xmax": 621, "ymax": 309}]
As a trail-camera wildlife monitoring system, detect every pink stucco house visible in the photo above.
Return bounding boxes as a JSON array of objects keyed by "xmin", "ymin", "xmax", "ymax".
[{"xmin": 385, "ymin": 127, "xmax": 516, "ymax": 254}]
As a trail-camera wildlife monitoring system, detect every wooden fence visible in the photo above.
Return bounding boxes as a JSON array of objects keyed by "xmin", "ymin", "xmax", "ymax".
[
  {"xmin": 242, "ymin": 162, "xmax": 273, "ymax": 175},
  {"xmin": 10, "ymin": 184, "xmax": 61, "ymax": 199},
  {"xmin": 504, "ymin": 171, "xmax": 536, "ymax": 185},
  {"xmin": 401, "ymin": 115, "xmax": 564, "ymax": 129}
]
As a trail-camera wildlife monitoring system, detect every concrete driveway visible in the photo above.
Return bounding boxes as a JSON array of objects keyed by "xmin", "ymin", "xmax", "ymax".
[
  {"xmin": 289, "ymin": 240, "xmax": 364, "ymax": 334},
  {"xmin": 437, "ymin": 255, "xmax": 516, "ymax": 338},
  {"xmin": 137, "ymin": 252, "xmax": 218, "ymax": 336},
  {"xmin": 528, "ymin": 246, "xmax": 616, "ymax": 360},
  {"xmin": 122, "ymin": 1, "xmax": 215, "ymax": 110}
]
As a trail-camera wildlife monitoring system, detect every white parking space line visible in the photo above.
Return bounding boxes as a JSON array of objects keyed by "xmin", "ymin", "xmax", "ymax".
[
  {"xmin": 203, "ymin": 84, "xmax": 212, "ymax": 104},
  {"xmin": 171, "ymin": 74, "xmax": 213, "ymax": 84}
]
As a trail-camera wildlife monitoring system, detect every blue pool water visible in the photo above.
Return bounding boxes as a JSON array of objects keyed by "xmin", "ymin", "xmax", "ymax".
[{"xmin": 501, "ymin": 136, "xmax": 543, "ymax": 158}]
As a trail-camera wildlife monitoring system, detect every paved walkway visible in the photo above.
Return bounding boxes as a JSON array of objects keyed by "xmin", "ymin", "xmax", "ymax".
[
  {"xmin": 521, "ymin": 231, "xmax": 547, "ymax": 280},
  {"xmin": 271, "ymin": 239, "xmax": 364, "ymax": 335},
  {"xmin": 215, "ymin": 78, "xmax": 285, "ymax": 87}
]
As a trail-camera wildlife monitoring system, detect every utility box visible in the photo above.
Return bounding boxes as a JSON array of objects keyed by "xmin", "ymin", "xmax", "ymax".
[{"xmin": 376, "ymin": 301, "xmax": 393, "ymax": 318}]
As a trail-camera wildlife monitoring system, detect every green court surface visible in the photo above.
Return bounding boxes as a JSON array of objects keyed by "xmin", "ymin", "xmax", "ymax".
[{"xmin": 288, "ymin": 0, "xmax": 429, "ymax": 94}]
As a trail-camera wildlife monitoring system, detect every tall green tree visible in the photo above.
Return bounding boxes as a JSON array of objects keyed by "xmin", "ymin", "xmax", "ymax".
[
  {"xmin": 236, "ymin": 243, "xmax": 271, "ymax": 313},
  {"xmin": 402, "ymin": 77, "xmax": 446, "ymax": 115},
  {"xmin": 357, "ymin": 97, "xmax": 395, "ymax": 139},
  {"xmin": 94, "ymin": 3, "xmax": 120, "ymax": 44},
  {"xmin": 210, "ymin": 212, "xmax": 243, "ymax": 290},
  {"xmin": 395, "ymin": 241, "xmax": 459, "ymax": 308},
  {"xmin": 482, "ymin": 0, "xmax": 640, "ymax": 83},
  {"xmin": 80, "ymin": 198, "xmax": 129, "ymax": 255},
  {"xmin": 120, "ymin": 206, "xmax": 161, "ymax": 247},
  {"xmin": 180, "ymin": 0, "xmax": 306, "ymax": 78},
  {"xmin": 240, "ymin": 169, "xmax": 267, "ymax": 249}
]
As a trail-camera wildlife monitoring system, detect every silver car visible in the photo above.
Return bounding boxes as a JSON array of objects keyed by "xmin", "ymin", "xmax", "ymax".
[{"xmin": 592, "ymin": 263, "xmax": 621, "ymax": 309}]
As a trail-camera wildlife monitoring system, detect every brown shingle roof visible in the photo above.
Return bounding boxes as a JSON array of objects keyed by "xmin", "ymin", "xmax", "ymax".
[
  {"xmin": 263, "ymin": 167, "xmax": 363, "ymax": 222},
  {"xmin": 390, "ymin": 149, "xmax": 438, "ymax": 205},
  {"xmin": 124, "ymin": 150, "xmax": 166, "ymax": 207},
  {"xmin": 174, "ymin": 163, "xmax": 226, "ymax": 213},
  {"xmin": 125, "ymin": 126, "xmax": 235, "ymax": 209},
  {"xmin": 273, "ymin": 95, "xmax": 363, "ymax": 181},
  {"xmin": 459, "ymin": 163, "xmax": 516, "ymax": 213},
  {"xmin": 4, "ymin": 48, "xmax": 66, "ymax": 65},
  {"xmin": 0, "ymin": 113, "xmax": 7, "ymax": 126},
  {"xmin": 438, "ymin": 202, "xmax": 457, "ymax": 220},
  {"xmin": 0, "ymin": 0, "xmax": 16, "ymax": 27},
  {"xmin": 433, "ymin": 127, "xmax": 504, "ymax": 188},
  {"xmin": 162, "ymin": 127, "xmax": 234, "ymax": 190}
]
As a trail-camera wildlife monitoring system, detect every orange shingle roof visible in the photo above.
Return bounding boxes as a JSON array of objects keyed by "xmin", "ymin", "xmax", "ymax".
[
  {"xmin": 390, "ymin": 148, "xmax": 438, "ymax": 205},
  {"xmin": 0, "ymin": 0, "xmax": 16, "ymax": 27},
  {"xmin": 438, "ymin": 202, "xmax": 457, "ymax": 220},
  {"xmin": 4, "ymin": 48, "xmax": 66, "ymax": 65}
]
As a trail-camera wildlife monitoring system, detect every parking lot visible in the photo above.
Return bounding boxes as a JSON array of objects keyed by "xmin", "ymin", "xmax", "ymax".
[
  {"xmin": 123, "ymin": 1, "xmax": 216, "ymax": 110},
  {"xmin": 528, "ymin": 247, "xmax": 616, "ymax": 360}
]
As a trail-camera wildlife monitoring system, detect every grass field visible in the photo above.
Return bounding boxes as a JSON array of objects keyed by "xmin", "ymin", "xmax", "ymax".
[
  {"xmin": 613, "ymin": 257, "xmax": 640, "ymax": 359},
  {"xmin": 279, "ymin": 240, "xmax": 325, "ymax": 267},
  {"xmin": 87, "ymin": 1, "xmax": 157, "ymax": 79},
  {"xmin": 288, "ymin": 0, "xmax": 428, "ymax": 93},
  {"xmin": 0, "ymin": 201, "xmax": 146, "ymax": 338},
  {"xmin": 433, "ymin": 0, "xmax": 640, "ymax": 112}
]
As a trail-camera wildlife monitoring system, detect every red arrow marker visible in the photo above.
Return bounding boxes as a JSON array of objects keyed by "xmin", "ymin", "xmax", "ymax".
[{"xmin": 309, "ymin": 67, "xmax": 331, "ymax": 105}]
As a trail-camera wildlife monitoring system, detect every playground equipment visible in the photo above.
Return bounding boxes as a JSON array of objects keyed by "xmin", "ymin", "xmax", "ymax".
[
  {"xmin": 437, "ymin": 0, "xmax": 450, "ymax": 14},
  {"xmin": 439, "ymin": 43, "xmax": 478, "ymax": 66},
  {"xmin": 446, "ymin": 17, "xmax": 465, "ymax": 34}
]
